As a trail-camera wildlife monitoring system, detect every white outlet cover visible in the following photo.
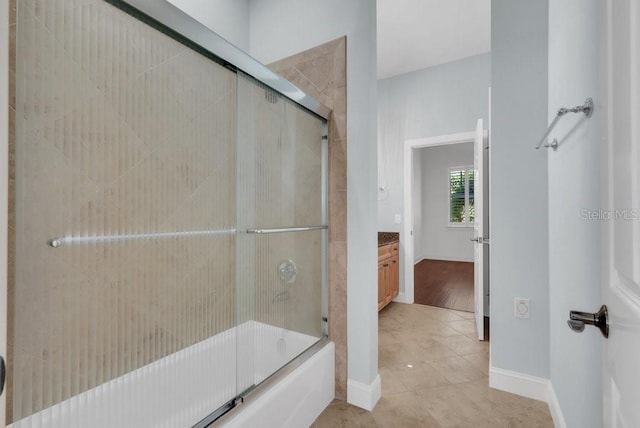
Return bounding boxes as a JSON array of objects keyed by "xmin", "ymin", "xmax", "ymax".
[
  {"xmin": 514, "ymin": 298, "xmax": 530, "ymax": 319},
  {"xmin": 394, "ymin": 214, "xmax": 401, "ymax": 224}
]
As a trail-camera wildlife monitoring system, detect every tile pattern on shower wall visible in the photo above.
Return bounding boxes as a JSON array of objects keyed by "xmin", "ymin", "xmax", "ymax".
[
  {"xmin": 11, "ymin": 0, "xmax": 237, "ymax": 422},
  {"xmin": 269, "ymin": 37, "xmax": 348, "ymax": 400}
]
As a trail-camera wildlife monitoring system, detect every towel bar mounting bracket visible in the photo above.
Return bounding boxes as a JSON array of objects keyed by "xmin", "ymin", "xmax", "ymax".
[
  {"xmin": 559, "ymin": 97, "xmax": 593, "ymax": 118},
  {"xmin": 536, "ymin": 97, "xmax": 593, "ymax": 150}
]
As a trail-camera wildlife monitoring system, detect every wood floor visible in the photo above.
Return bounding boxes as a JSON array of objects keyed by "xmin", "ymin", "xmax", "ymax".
[{"xmin": 414, "ymin": 259, "xmax": 474, "ymax": 312}]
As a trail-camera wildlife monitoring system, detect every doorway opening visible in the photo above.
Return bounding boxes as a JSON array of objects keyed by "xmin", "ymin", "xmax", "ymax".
[
  {"xmin": 413, "ymin": 144, "xmax": 475, "ymax": 312},
  {"xmin": 403, "ymin": 125, "xmax": 489, "ymax": 341}
]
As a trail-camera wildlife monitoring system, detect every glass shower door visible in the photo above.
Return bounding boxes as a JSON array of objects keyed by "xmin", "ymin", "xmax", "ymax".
[
  {"xmin": 9, "ymin": 0, "xmax": 329, "ymax": 425},
  {"xmin": 10, "ymin": 1, "xmax": 238, "ymax": 426},
  {"xmin": 236, "ymin": 72, "xmax": 328, "ymax": 397}
]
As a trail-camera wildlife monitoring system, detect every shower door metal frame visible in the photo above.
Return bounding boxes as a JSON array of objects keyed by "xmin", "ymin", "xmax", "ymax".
[
  {"xmin": 106, "ymin": 0, "xmax": 330, "ymax": 121},
  {"xmin": 321, "ymin": 127, "xmax": 329, "ymax": 339}
]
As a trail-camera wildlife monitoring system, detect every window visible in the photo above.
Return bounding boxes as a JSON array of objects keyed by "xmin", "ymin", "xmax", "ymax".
[{"xmin": 448, "ymin": 166, "xmax": 475, "ymax": 226}]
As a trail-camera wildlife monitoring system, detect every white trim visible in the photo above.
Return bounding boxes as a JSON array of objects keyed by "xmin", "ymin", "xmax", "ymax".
[
  {"xmin": 406, "ymin": 131, "xmax": 479, "ymax": 148},
  {"xmin": 392, "ymin": 292, "xmax": 411, "ymax": 304},
  {"xmin": 403, "ymin": 131, "xmax": 483, "ymax": 305},
  {"xmin": 446, "ymin": 224, "xmax": 474, "ymax": 230},
  {"xmin": 487, "ymin": 86, "xmax": 492, "ymax": 321},
  {"xmin": 489, "ymin": 366, "xmax": 549, "ymax": 401},
  {"xmin": 347, "ymin": 374, "xmax": 381, "ymax": 411},
  {"xmin": 547, "ymin": 381, "xmax": 568, "ymax": 428},
  {"xmin": 489, "ymin": 367, "xmax": 567, "ymax": 428}
]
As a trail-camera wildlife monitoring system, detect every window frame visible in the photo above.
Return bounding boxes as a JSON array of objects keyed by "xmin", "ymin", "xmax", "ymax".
[{"xmin": 447, "ymin": 165, "xmax": 475, "ymax": 228}]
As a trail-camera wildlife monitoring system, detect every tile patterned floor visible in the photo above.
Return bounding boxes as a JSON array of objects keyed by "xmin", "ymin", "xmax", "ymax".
[{"xmin": 312, "ymin": 303, "xmax": 554, "ymax": 427}]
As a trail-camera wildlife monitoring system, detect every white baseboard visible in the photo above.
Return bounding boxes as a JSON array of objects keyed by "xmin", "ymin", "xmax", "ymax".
[
  {"xmin": 392, "ymin": 292, "xmax": 412, "ymax": 304},
  {"xmin": 546, "ymin": 382, "xmax": 567, "ymax": 428},
  {"xmin": 489, "ymin": 366, "xmax": 549, "ymax": 401},
  {"xmin": 489, "ymin": 367, "xmax": 566, "ymax": 428},
  {"xmin": 414, "ymin": 257, "xmax": 425, "ymax": 265},
  {"xmin": 347, "ymin": 374, "xmax": 381, "ymax": 411}
]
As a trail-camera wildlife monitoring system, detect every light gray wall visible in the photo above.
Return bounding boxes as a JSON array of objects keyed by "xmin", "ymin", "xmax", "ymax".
[
  {"xmin": 490, "ymin": 0, "xmax": 550, "ymax": 377},
  {"xmin": 548, "ymin": 1, "xmax": 601, "ymax": 426},
  {"xmin": 167, "ymin": 0, "xmax": 250, "ymax": 51},
  {"xmin": 377, "ymin": 54, "xmax": 490, "ymax": 293},
  {"xmin": 249, "ymin": 0, "xmax": 380, "ymax": 395},
  {"xmin": 417, "ymin": 143, "xmax": 474, "ymax": 262}
]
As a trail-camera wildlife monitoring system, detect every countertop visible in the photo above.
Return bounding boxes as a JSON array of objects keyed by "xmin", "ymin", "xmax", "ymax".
[{"xmin": 378, "ymin": 232, "xmax": 399, "ymax": 247}]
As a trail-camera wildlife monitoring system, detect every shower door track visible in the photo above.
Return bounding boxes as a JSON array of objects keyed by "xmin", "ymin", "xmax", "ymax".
[{"xmin": 193, "ymin": 338, "xmax": 330, "ymax": 428}]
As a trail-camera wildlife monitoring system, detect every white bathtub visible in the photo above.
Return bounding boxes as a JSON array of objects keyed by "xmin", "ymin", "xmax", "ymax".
[
  {"xmin": 9, "ymin": 321, "xmax": 334, "ymax": 428},
  {"xmin": 220, "ymin": 341, "xmax": 334, "ymax": 428}
]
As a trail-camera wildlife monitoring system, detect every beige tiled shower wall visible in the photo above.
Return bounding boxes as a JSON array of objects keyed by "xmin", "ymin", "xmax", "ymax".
[
  {"xmin": 9, "ymin": 0, "xmax": 238, "ymax": 422},
  {"xmin": 269, "ymin": 37, "xmax": 348, "ymax": 400}
]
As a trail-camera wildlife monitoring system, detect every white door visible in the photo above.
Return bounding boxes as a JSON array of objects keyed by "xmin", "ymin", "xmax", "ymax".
[
  {"xmin": 473, "ymin": 119, "xmax": 485, "ymax": 341},
  {"xmin": 601, "ymin": 0, "xmax": 640, "ymax": 426}
]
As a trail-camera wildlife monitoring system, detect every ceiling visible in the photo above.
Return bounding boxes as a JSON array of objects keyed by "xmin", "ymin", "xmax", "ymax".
[{"xmin": 377, "ymin": 0, "xmax": 491, "ymax": 80}]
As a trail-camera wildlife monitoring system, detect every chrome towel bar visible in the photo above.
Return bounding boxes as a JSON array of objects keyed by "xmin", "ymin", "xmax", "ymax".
[
  {"xmin": 535, "ymin": 97, "xmax": 593, "ymax": 150},
  {"xmin": 48, "ymin": 225, "xmax": 328, "ymax": 247},
  {"xmin": 48, "ymin": 229, "xmax": 237, "ymax": 248},
  {"xmin": 245, "ymin": 226, "xmax": 328, "ymax": 234}
]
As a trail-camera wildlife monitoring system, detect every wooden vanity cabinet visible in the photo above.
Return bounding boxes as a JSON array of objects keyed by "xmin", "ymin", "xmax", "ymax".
[{"xmin": 378, "ymin": 242, "xmax": 399, "ymax": 311}]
